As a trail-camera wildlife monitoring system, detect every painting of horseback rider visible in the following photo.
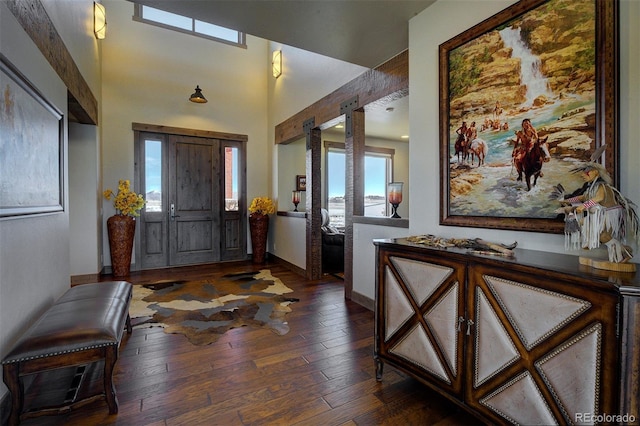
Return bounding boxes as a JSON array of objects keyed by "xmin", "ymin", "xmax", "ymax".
[
  {"xmin": 512, "ymin": 118, "xmax": 550, "ymax": 191},
  {"xmin": 454, "ymin": 121, "xmax": 468, "ymax": 162},
  {"xmin": 440, "ymin": 0, "xmax": 617, "ymax": 233}
]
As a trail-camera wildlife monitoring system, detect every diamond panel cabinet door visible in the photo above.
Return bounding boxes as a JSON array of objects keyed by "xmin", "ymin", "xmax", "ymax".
[
  {"xmin": 375, "ymin": 246, "xmax": 466, "ymax": 398},
  {"xmin": 465, "ymin": 263, "xmax": 619, "ymax": 425}
]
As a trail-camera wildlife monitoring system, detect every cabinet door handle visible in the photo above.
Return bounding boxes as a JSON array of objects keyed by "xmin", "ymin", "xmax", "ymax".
[
  {"xmin": 457, "ymin": 316, "xmax": 465, "ymax": 332},
  {"xmin": 466, "ymin": 319, "xmax": 475, "ymax": 336}
]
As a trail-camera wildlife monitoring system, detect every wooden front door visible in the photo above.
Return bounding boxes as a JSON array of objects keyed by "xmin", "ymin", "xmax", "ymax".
[
  {"xmin": 168, "ymin": 135, "xmax": 220, "ymax": 265},
  {"xmin": 134, "ymin": 124, "xmax": 247, "ymax": 270}
]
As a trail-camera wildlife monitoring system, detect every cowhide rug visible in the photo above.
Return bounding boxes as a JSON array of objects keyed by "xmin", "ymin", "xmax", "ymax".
[{"xmin": 129, "ymin": 269, "xmax": 298, "ymax": 345}]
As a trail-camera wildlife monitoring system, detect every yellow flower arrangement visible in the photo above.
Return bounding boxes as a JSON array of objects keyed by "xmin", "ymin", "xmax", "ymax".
[
  {"xmin": 248, "ymin": 196, "xmax": 275, "ymax": 215},
  {"xmin": 103, "ymin": 180, "xmax": 146, "ymax": 217}
]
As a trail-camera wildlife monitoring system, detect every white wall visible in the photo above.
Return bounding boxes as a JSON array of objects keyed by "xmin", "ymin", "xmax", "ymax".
[
  {"xmin": 618, "ymin": 0, "xmax": 640, "ymax": 209},
  {"xmin": 277, "ymin": 139, "xmax": 307, "ymax": 212},
  {"xmin": 100, "ymin": 1, "xmax": 270, "ymax": 266},
  {"xmin": 69, "ymin": 123, "xmax": 101, "ymax": 275},
  {"xmin": 268, "ymin": 43, "xmax": 368, "ymax": 131},
  {"xmin": 272, "ymin": 215, "xmax": 307, "ymax": 268},
  {"xmin": 42, "ymin": 1, "xmax": 104, "ymax": 277},
  {"xmin": 0, "ymin": 0, "xmax": 98, "ymax": 402},
  {"xmin": 352, "ymin": 0, "xmax": 640, "ymax": 302},
  {"xmin": 42, "ymin": 0, "xmax": 102, "ymax": 92},
  {"xmin": 273, "ymin": 139, "xmax": 307, "ymax": 268}
]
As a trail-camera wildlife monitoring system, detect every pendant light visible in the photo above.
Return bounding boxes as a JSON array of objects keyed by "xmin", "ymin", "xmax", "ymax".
[{"xmin": 189, "ymin": 85, "xmax": 208, "ymax": 103}]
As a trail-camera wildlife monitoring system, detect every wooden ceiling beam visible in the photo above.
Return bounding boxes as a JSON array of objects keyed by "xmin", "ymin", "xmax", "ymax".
[
  {"xmin": 275, "ymin": 50, "xmax": 408, "ymax": 145},
  {"xmin": 7, "ymin": 0, "xmax": 98, "ymax": 125}
]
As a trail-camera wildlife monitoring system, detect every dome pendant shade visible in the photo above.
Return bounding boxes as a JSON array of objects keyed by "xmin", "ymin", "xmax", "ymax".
[{"xmin": 189, "ymin": 85, "xmax": 208, "ymax": 103}]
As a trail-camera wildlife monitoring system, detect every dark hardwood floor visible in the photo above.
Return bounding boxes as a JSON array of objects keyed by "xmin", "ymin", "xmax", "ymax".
[{"xmin": 18, "ymin": 260, "xmax": 481, "ymax": 425}]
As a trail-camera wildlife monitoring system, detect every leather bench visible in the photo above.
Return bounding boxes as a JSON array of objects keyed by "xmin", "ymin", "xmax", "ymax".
[{"xmin": 2, "ymin": 281, "xmax": 132, "ymax": 425}]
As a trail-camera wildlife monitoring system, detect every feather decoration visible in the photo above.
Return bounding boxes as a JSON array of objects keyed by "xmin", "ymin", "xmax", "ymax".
[{"xmin": 564, "ymin": 212, "xmax": 581, "ymax": 250}]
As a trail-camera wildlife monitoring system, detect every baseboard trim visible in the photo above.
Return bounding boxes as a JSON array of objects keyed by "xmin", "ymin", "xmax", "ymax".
[
  {"xmin": 351, "ymin": 290, "xmax": 374, "ymax": 311},
  {"xmin": 70, "ymin": 273, "xmax": 103, "ymax": 286},
  {"xmin": 266, "ymin": 253, "xmax": 306, "ymax": 277}
]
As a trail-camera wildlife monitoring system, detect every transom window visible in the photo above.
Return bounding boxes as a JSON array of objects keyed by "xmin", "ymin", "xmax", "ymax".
[{"xmin": 134, "ymin": 5, "xmax": 246, "ymax": 47}]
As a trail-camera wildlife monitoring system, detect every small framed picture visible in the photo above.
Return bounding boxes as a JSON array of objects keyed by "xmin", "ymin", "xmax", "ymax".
[{"xmin": 296, "ymin": 175, "xmax": 307, "ymax": 191}]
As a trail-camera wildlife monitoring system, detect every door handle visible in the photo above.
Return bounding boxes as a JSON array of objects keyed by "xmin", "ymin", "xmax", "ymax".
[
  {"xmin": 170, "ymin": 203, "xmax": 181, "ymax": 220},
  {"xmin": 466, "ymin": 319, "xmax": 474, "ymax": 336}
]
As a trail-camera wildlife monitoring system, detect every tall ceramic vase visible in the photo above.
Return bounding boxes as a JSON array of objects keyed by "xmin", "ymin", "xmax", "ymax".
[
  {"xmin": 107, "ymin": 214, "xmax": 136, "ymax": 277},
  {"xmin": 249, "ymin": 213, "xmax": 269, "ymax": 264}
]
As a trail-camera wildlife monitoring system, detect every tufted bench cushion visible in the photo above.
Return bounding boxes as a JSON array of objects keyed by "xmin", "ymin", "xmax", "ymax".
[{"xmin": 2, "ymin": 281, "xmax": 132, "ymax": 425}]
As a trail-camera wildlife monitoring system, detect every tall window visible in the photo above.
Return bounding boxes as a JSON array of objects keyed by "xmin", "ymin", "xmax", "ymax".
[
  {"xmin": 144, "ymin": 139, "xmax": 162, "ymax": 212},
  {"xmin": 134, "ymin": 5, "xmax": 246, "ymax": 47},
  {"xmin": 325, "ymin": 143, "xmax": 394, "ymax": 226},
  {"xmin": 224, "ymin": 146, "xmax": 239, "ymax": 211},
  {"xmin": 364, "ymin": 153, "xmax": 392, "ymax": 217},
  {"xmin": 326, "ymin": 149, "xmax": 346, "ymax": 227}
]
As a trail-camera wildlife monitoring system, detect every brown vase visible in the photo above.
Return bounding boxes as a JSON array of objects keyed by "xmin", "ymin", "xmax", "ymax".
[
  {"xmin": 107, "ymin": 214, "xmax": 136, "ymax": 277},
  {"xmin": 249, "ymin": 213, "xmax": 269, "ymax": 263}
]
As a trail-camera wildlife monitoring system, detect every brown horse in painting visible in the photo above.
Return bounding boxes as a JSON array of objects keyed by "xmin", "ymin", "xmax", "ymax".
[
  {"xmin": 514, "ymin": 134, "xmax": 550, "ymax": 191},
  {"xmin": 454, "ymin": 133, "xmax": 468, "ymax": 163}
]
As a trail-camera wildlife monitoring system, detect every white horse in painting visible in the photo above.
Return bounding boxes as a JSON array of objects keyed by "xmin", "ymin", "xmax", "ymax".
[{"xmin": 469, "ymin": 138, "xmax": 488, "ymax": 167}]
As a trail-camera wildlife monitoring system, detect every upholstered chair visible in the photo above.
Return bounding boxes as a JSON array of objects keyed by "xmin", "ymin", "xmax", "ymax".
[{"xmin": 321, "ymin": 209, "xmax": 344, "ymax": 273}]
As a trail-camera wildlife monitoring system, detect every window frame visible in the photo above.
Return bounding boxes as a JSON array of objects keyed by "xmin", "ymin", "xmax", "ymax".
[
  {"xmin": 324, "ymin": 141, "xmax": 395, "ymax": 222},
  {"xmin": 133, "ymin": 4, "xmax": 247, "ymax": 48}
]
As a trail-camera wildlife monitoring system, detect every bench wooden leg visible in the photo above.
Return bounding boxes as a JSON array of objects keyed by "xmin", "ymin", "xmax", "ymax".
[
  {"xmin": 103, "ymin": 345, "xmax": 119, "ymax": 414},
  {"xmin": 3, "ymin": 363, "xmax": 24, "ymax": 426},
  {"xmin": 126, "ymin": 314, "xmax": 132, "ymax": 334}
]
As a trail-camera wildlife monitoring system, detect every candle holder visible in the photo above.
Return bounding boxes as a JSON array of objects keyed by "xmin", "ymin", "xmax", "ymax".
[
  {"xmin": 292, "ymin": 190, "xmax": 301, "ymax": 212},
  {"xmin": 388, "ymin": 182, "xmax": 403, "ymax": 218}
]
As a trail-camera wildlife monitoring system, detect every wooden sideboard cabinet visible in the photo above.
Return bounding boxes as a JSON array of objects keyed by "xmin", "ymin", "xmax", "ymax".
[{"xmin": 374, "ymin": 238, "xmax": 640, "ymax": 425}]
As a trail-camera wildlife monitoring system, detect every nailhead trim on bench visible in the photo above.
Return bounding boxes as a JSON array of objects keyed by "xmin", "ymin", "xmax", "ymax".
[{"xmin": 2, "ymin": 342, "xmax": 119, "ymax": 364}]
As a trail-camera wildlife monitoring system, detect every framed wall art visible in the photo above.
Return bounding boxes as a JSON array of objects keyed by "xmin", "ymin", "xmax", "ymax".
[
  {"xmin": 296, "ymin": 175, "xmax": 307, "ymax": 192},
  {"xmin": 0, "ymin": 53, "xmax": 64, "ymax": 218},
  {"xmin": 439, "ymin": 0, "xmax": 618, "ymax": 233}
]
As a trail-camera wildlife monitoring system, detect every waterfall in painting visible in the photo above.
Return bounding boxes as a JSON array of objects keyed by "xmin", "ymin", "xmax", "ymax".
[{"xmin": 499, "ymin": 27, "xmax": 553, "ymax": 106}]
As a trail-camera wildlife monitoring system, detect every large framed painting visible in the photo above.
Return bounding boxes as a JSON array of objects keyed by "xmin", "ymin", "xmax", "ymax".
[
  {"xmin": 0, "ymin": 54, "xmax": 64, "ymax": 217},
  {"xmin": 439, "ymin": 0, "xmax": 618, "ymax": 233}
]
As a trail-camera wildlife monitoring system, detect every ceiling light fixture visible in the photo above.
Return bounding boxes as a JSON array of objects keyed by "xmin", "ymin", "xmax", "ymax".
[
  {"xmin": 272, "ymin": 50, "xmax": 282, "ymax": 78},
  {"xmin": 189, "ymin": 85, "xmax": 208, "ymax": 103},
  {"xmin": 94, "ymin": 2, "xmax": 107, "ymax": 39}
]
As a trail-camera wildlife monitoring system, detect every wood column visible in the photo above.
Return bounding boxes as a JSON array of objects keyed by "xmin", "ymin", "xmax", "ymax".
[
  {"xmin": 343, "ymin": 98, "xmax": 363, "ymax": 300},
  {"xmin": 304, "ymin": 119, "xmax": 322, "ymax": 280}
]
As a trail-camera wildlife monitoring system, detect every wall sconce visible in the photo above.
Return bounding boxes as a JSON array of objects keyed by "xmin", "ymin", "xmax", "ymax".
[
  {"xmin": 388, "ymin": 182, "xmax": 403, "ymax": 218},
  {"xmin": 272, "ymin": 50, "xmax": 282, "ymax": 78},
  {"xmin": 94, "ymin": 2, "xmax": 107, "ymax": 40},
  {"xmin": 189, "ymin": 85, "xmax": 208, "ymax": 103},
  {"xmin": 292, "ymin": 190, "xmax": 301, "ymax": 212}
]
